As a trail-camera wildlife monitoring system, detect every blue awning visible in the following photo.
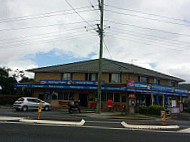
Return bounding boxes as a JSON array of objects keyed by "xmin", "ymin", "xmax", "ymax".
[{"xmin": 15, "ymin": 84, "xmax": 189, "ymax": 97}]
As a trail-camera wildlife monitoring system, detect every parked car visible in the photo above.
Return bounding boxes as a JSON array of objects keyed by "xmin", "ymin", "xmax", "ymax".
[{"xmin": 13, "ymin": 97, "xmax": 51, "ymax": 111}]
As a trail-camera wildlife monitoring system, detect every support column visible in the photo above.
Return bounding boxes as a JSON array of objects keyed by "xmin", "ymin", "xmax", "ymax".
[{"xmin": 156, "ymin": 94, "xmax": 159, "ymax": 105}]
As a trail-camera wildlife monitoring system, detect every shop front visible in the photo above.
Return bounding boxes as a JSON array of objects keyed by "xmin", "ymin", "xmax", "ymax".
[{"xmin": 15, "ymin": 80, "xmax": 189, "ymax": 112}]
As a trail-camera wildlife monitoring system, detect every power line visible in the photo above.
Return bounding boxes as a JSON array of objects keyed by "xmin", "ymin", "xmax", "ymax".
[
  {"xmin": 0, "ymin": 27, "xmax": 84, "ymax": 42},
  {"xmin": 105, "ymin": 4, "xmax": 190, "ymax": 24},
  {"xmin": 105, "ymin": 9, "xmax": 190, "ymax": 27},
  {"xmin": 109, "ymin": 27, "xmax": 190, "ymax": 45},
  {"xmin": 0, "ymin": 29, "xmax": 87, "ymax": 45},
  {"xmin": 106, "ymin": 32, "xmax": 188, "ymax": 50},
  {"xmin": 0, "ymin": 32, "xmax": 97, "ymax": 49},
  {"xmin": 0, "ymin": 20, "xmax": 97, "ymax": 32},
  {"xmin": 103, "ymin": 41, "xmax": 112, "ymax": 59},
  {"xmin": 106, "ymin": 34, "xmax": 190, "ymax": 52},
  {"xmin": 0, "ymin": 6, "xmax": 96, "ymax": 23},
  {"xmin": 106, "ymin": 20, "xmax": 190, "ymax": 38},
  {"xmin": 65, "ymin": 0, "xmax": 94, "ymax": 29},
  {"xmin": 107, "ymin": 30, "xmax": 190, "ymax": 47}
]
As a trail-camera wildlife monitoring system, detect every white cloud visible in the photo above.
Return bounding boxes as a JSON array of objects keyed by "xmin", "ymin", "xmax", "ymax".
[{"xmin": 0, "ymin": 0, "xmax": 190, "ymax": 83}]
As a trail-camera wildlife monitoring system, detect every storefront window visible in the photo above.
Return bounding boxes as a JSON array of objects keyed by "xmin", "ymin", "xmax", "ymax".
[
  {"xmin": 122, "ymin": 96, "xmax": 127, "ymax": 102},
  {"xmin": 136, "ymin": 95, "xmax": 146, "ymax": 106},
  {"xmin": 101, "ymin": 92, "xmax": 107, "ymax": 102},
  {"xmin": 107, "ymin": 93, "xmax": 113, "ymax": 100},
  {"xmin": 114, "ymin": 93, "xmax": 120, "ymax": 102},
  {"xmin": 69, "ymin": 92, "xmax": 74, "ymax": 100},
  {"xmin": 58, "ymin": 92, "xmax": 64, "ymax": 100},
  {"xmin": 62, "ymin": 73, "xmax": 72, "ymax": 80}
]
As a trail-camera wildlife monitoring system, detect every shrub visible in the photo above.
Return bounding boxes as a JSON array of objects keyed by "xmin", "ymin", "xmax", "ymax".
[
  {"xmin": 138, "ymin": 105, "xmax": 147, "ymax": 114},
  {"xmin": 147, "ymin": 105, "xmax": 165, "ymax": 115}
]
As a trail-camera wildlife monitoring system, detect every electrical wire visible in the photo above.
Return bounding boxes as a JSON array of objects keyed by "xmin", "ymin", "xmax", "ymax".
[
  {"xmin": 107, "ymin": 30, "xmax": 190, "ymax": 47},
  {"xmin": 103, "ymin": 41, "xmax": 112, "ymax": 59},
  {"xmin": 105, "ymin": 4, "xmax": 190, "ymax": 24},
  {"xmin": 109, "ymin": 27, "xmax": 190, "ymax": 45},
  {"xmin": 105, "ymin": 9, "xmax": 190, "ymax": 27},
  {"xmin": 0, "ymin": 20, "xmax": 97, "ymax": 32},
  {"xmin": 106, "ymin": 20, "xmax": 190, "ymax": 38},
  {"xmin": 105, "ymin": 34, "xmax": 189, "ymax": 52},
  {"xmin": 0, "ymin": 32, "xmax": 97, "ymax": 49},
  {"xmin": 0, "ymin": 6, "xmax": 97, "ymax": 23}
]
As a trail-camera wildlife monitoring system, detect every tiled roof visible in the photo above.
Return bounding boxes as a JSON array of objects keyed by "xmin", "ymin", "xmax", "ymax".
[{"xmin": 27, "ymin": 58, "xmax": 184, "ymax": 82}]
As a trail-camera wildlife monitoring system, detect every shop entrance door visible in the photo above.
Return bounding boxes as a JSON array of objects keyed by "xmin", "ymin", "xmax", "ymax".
[{"xmin": 79, "ymin": 94, "xmax": 88, "ymax": 107}]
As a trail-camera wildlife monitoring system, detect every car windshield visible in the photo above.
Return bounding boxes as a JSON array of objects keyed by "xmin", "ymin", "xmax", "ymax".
[{"xmin": 17, "ymin": 98, "xmax": 24, "ymax": 101}]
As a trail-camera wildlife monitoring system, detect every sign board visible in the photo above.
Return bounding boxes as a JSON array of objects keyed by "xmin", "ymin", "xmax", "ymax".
[
  {"xmin": 180, "ymin": 103, "xmax": 183, "ymax": 112},
  {"xmin": 39, "ymin": 80, "xmax": 105, "ymax": 86},
  {"xmin": 127, "ymin": 80, "xmax": 189, "ymax": 94},
  {"xmin": 38, "ymin": 102, "xmax": 43, "ymax": 119},
  {"xmin": 161, "ymin": 111, "xmax": 166, "ymax": 125},
  {"xmin": 171, "ymin": 107, "xmax": 180, "ymax": 114}
]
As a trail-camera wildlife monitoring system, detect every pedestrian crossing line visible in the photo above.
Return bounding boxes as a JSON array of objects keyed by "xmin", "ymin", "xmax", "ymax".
[
  {"xmin": 178, "ymin": 128, "xmax": 190, "ymax": 133},
  {"xmin": 86, "ymin": 120, "xmax": 120, "ymax": 124}
]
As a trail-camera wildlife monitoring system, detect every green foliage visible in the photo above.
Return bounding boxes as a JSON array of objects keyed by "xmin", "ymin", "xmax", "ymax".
[
  {"xmin": 0, "ymin": 95, "xmax": 20, "ymax": 105},
  {"xmin": 138, "ymin": 105, "xmax": 147, "ymax": 114},
  {"xmin": 138, "ymin": 105, "xmax": 165, "ymax": 115}
]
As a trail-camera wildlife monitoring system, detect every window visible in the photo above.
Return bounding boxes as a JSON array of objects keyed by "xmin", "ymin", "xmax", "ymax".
[
  {"xmin": 168, "ymin": 81, "xmax": 175, "ymax": 87},
  {"xmin": 114, "ymin": 93, "xmax": 120, "ymax": 102},
  {"xmin": 58, "ymin": 92, "xmax": 74, "ymax": 100},
  {"xmin": 85, "ymin": 73, "xmax": 97, "ymax": 81},
  {"xmin": 58, "ymin": 92, "xmax": 64, "ymax": 100},
  {"xmin": 107, "ymin": 93, "xmax": 113, "ymax": 100},
  {"xmin": 122, "ymin": 96, "xmax": 127, "ymax": 102},
  {"xmin": 62, "ymin": 73, "xmax": 72, "ymax": 80},
  {"xmin": 138, "ymin": 76, "xmax": 149, "ymax": 83},
  {"xmin": 101, "ymin": 92, "xmax": 107, "ymax": 102},
  {"xmin": 154, "ymin": 78, "xmax": 160, "ymax": 85},
  {"xmin": 109, "ymin": 73, "xmax": 122, "ymax": 83}
]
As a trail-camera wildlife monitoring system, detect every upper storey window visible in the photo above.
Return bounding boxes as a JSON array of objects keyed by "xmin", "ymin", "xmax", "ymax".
[
  {"xmin": 154, "ymin": 78, "xmax": 160, "ymax": 85},
  {"xmin": 62, "ymin": 73, "xmax": 72, "ymax": 80},
  {"xmin": 109, "ymin": 73, "xmax": 122, "ymax": 83},
  {"xmin": 138, "ymin": 76, "xmax": 149, "ymax": 83},
  {"xmin": 168, "ymin": 81, "xmax": 176, "ymax": 87},
  {"xmin": 85, "ymin": 73, "xmax": 97, "ymax": 81}
]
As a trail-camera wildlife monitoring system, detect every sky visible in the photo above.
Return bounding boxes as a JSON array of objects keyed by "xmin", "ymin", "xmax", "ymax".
[{"xmin": 0, "ymin": 0, "xmax": 190, "ymax": 83}]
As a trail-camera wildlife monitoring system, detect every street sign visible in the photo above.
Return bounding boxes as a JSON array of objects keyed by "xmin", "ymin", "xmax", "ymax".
[
  {"xmin": 38, "ymin": 101, "xmax": 43, "ymax": 120},
  {"xmin": 161, "ymin": 111, "xmax": 166, "ymax": 125}
]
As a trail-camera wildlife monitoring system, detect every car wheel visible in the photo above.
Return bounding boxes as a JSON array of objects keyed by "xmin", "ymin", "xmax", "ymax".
[
  {"xmin": 16, "ymin": 108, "xmax": 20, "ymax": 111},
  {"xmin": 22, "ymin": 106, "xmax": 28, "ymax": 112},
  {"xmin": 44, "ymin": 106, "xmax": 49, "ymax": 111}
]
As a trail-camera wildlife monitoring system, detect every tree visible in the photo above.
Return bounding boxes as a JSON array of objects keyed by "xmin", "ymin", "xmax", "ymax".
[{"xmin": 0, "ymin": 67, "xmax": 17, "ymax": 95}]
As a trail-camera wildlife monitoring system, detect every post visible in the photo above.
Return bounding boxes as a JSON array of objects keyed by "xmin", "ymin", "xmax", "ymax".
[{"xmin": 96, "ymin": 0, "xmax": 104, "ymax": 114}]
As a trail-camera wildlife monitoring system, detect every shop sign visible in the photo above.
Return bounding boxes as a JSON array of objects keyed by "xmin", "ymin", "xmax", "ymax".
[
  {"xmin": 39, "ymin": 80, "xmax": 104, "ymax": 86},
  {"xmin": 171, "ymin": 107, "xmax": 180, "ymax": 114},
  {"xmin": 127, "ymin": 81, "xmax": 189, "ymax": 94},
  {"xmin": 129, "ymin": 94, "xmax": 135, "ymax": 98}
]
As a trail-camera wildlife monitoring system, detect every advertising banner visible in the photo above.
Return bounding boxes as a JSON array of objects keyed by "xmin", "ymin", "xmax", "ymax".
[
  {"xmin": 127, "ymin": 80, "xmax": 189, "ymax": 94},
  {"xmin": 39, "ymin": 80, "xmax": 104, "ymax": 86}
]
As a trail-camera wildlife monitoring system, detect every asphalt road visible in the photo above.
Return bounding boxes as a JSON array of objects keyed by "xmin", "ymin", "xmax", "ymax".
[
  {"xmin": 0, "ymin": 123, "xmax": 190, "ymax": 142},
  {"xmin": 0, "ymin": 108, "xmax": 190, "ymax": 142}
]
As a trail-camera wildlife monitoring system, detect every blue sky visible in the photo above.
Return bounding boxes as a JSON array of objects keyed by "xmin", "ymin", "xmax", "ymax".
[{"xmin": 1, "ymin": 0, "xmax": 190, "ymax": 82}]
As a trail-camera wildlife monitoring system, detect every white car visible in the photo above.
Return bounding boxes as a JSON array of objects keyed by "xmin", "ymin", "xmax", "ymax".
[{"xmin": 13, "ymin": 97, "xmax": 51, "ymax": 111}]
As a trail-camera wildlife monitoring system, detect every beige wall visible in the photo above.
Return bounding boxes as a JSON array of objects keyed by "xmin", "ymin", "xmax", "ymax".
[
  {"xmin": 34, "ymin": 72, "xmax": 178, "ymax": 87},
  {"xmin": 35, "ymin": 72, "xmax": 61, "ymax": 82}
]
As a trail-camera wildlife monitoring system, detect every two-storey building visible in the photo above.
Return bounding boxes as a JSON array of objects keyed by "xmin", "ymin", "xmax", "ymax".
[{"xmin": 15, "ymin": 58, "xmax": 189, "ymax": 112}]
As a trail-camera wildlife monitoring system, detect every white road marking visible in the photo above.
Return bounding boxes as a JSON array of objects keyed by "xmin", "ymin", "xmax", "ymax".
[
  {"xmin": 178, "ymin": 128, "xmax": 190, "ymax": 133},
  {"xmin": 86, "ymin": 120, "xmax": 120, "ymax": 124}
]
